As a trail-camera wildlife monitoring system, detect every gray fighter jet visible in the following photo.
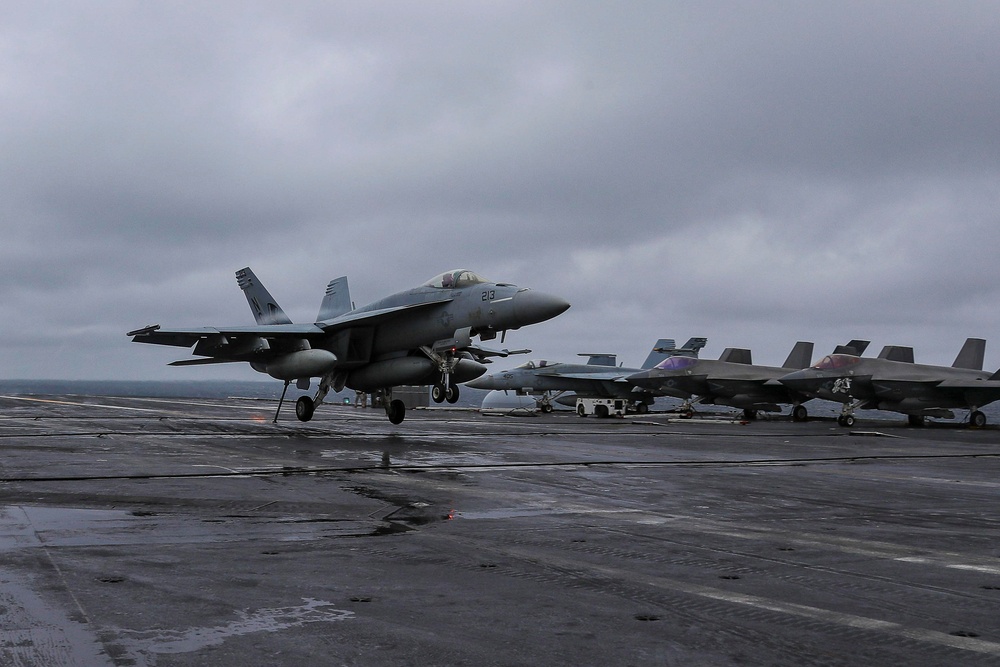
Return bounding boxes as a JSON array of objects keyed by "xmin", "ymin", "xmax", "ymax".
[
  {"xmin": 465, "ymin": 338, "xmax": 707, "ymax": 413},
  {"xmin": 778, "ymin": 338, "xmax": 1000, "ymax": 427},
  {"xmin": 626, "ymin": 341, "xmax": 817, "ymax": 421},
  {"xmin": 129, "ymin": 268, "xmax": 569, "ymax": 424}
]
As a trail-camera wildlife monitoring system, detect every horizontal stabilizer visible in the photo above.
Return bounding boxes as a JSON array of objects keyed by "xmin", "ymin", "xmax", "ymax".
[
  {"xmin": 168, "ymin": 358, "xmax": 244, "ymax": 367},
  {"xmin": 953, "ymin": 338, "xmax": 986, "ymax": 370}
]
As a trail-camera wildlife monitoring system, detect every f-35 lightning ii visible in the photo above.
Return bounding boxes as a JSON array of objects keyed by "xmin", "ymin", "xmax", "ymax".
[
  {"xmin": 627, "ymin": 341, "xmax": 816, "ymax": 421},
  {"xmin": 128, "ymin": 268, "xmax": 569, "ymax": 424},
  {"xmin": 778, "ymin": 338, "xmax": 1000, "ymax": 427},
  {"xmin": 465, "ymin": 338, "xmax": 707, "ymax": 414}
]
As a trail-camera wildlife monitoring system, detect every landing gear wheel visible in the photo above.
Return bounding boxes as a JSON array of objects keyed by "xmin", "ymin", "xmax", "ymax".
[
  {"xmin": 971, "ymin": 410, "xmax": 987, "ymax": 428},
  {"xmin": 792, "ymin": 405, "xmax": 808, "ymax": 422},
  {"xmin": 907, "ymin": 414, "xmax": 925, "ymax": 427},
  {"xmin": 541, "ymin": 403, "xmax": 554, "ymax": 414},
  {"xmin": 386, "ymin": 399, "xmax": 406, "ymax": 424},
  {"xmin": 742, "ymin": 409, "xmax": 758, "ymax": 421},
  {"xmin": 635, "ymin": 403, "xmax": 649, "ymax": 415},
  {"xmin": 431, "ymin": 384, "xmax": 445, "ymax": 403},
  {"xmin": 838, "ymin": 414, "xmax": 855, "ymax": 428},
  {"xmin": 295, "ymin": 396, "xmax": 315, "ymax": 422},
  {"xmin": 445, "ymin": 384, "xmax": 460, "ymax": 404}
]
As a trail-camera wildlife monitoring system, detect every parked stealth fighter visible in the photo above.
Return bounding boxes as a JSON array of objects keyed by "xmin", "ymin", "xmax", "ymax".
[
  {"xmin": 779, "ymin": 338, "xmax": 1000, "ymax": 427},
  {"xmin": 465, "ymin": 338, "xmax": 707, "ymax": 413},
  {"xmin": 627, "ymin": 342, "xmax": 817, "ymax": 421},
  {"xmin": 129, "ymin": 268, "xmax": 569, "ymax": 424}
]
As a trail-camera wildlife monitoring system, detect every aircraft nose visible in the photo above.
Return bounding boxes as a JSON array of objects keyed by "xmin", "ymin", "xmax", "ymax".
[
  {"xmin": 626, "ymin": 370, "xmax": 656, "ymax": 388},
  {"xmin": 777, "ymin": 369, "xmax": 815, "ymax": 391},
  {"xmin": 464, "ymin": 374, "xmax": 498, "ymax": 390},
  {"xmin": 512, "ymin": 290, "xmax": 570, "ymax": 326}
]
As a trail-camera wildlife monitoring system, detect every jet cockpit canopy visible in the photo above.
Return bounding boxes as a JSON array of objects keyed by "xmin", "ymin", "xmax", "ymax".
[
  {"xmin": 515, "ymin": 360, "xmax": 551, "ymax": 370},
  {"xmin": 424, "ymin": 269, "xmax": 490, "ymax": 289},
  {"xmin": 811, "ymin": 354, "xmax": 862, "ymax": 370},
  {"xmin": 655, "ymin": 356, "xmax": 698, "ymax": 371}
]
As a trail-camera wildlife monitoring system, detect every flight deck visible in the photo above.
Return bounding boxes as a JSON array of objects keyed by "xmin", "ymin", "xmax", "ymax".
[{"xmin": 1, "ymin": 394, "xmax": 999, "ymax": 666}]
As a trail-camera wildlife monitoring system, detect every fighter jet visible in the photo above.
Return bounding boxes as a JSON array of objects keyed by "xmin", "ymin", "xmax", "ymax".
[
  {"xmin": 626, "ymin": 342, "xmax": 816, "ymax": 421},
  {"xmin": 465, "ymin": 338, "xmax": 707, "ymax": 414},
  {"xmin": 128, "ymin": 268, "xmax": 569, "ymax": 424},
  {"xmin": 778, "ymin": 338, "xmax": 1000, "ymax": 427}
]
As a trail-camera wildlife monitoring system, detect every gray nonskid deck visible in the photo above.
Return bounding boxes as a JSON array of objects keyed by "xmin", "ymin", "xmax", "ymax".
[{"xmin": 1, "ymin": 395, "xmax": 998, "ymax": 666}]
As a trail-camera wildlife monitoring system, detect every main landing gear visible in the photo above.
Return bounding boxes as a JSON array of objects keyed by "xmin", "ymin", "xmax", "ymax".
[
  {"xmin": 382, "ymin": 388, "xmax": 406, "ymax": 424},
  {"xmin": 431, "ymin": 377, "xmax": 460, "ymax": 404},
  {"xmin": 970, "ymin": 410, "xmax": 987, "ymax": 428},
  {"xmin": 791, "ymin": 404, "xmax": 808, "ymax": 422}
]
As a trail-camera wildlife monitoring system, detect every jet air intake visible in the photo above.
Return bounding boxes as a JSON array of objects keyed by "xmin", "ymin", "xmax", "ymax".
[{"xmin": 262, "ymin": 349, "xmax": 338, "ymax": 381}]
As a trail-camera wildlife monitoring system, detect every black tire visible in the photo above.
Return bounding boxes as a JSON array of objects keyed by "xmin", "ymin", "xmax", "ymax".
[
  {"xmin": 907, "ymin": 414, "xmax": 925, "ymax": 427},
  {"xmin": 839, "ymin": 414, "xmax": 855, "ymax": 427},
  {"xmin": 431, "ymin": 384, "xmax": 445, "ymax": 403},
  {"xmin": 541, "ymin": 403, "xmax": 554, "ymax": 413},
  {"xmin": 635, "ymin": 403, "xmax": 649, "ymax": 414},
  {"xmin": 387, "ymin": 399, "xmax": 406, "ymax": 424},
  {"xmin": 971, "ymin": 410, "xmax": 987, "ymax": 428},
  {"xmin": 577, "ymin": 404, "xmax": 586, "ymax": 417},
  {"xmin": 295, "ymin": 396, "xmax": 315, "ymax": 422},
  {"xmin": 446, "ymin": 384, "xmax": 460, "ymax": 404},
  {"xmin": 595, "ymin": 405, "xmax": 609, "ymax": 419},
  {"xmin": 792, "ymin": 405, "xmax": 808, "ymax": 422},
  {"xmin": 742, "ymin": 409, "xmax": 758, "ymax": 421}
]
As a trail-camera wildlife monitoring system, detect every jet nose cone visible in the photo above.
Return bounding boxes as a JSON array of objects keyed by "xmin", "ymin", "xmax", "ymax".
[
  {"xmin": 626, "ymin": 370, "xmax": 656, "ymax": 388},
  {"xmin": 464, "ymin": 374, "xmax": 497, "ymax": 390},
  {"xmin": 512, "ymin": 290, "xmax": 570, "ymax": 326},
  {"xmin": 777, "ymin": 369, "xmax": 815, "ymax": 391}
]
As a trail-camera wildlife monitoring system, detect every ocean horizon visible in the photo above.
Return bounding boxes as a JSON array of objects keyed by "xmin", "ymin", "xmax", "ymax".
[{"xmin": 1, "ymin": 379, "xmax": 997, "ymax": 423}]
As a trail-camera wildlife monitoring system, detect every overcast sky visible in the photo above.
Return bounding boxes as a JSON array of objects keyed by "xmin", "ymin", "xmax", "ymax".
[{"xmin": 3, "ymin": 1, "xmax": 1000, "ymax": 381}]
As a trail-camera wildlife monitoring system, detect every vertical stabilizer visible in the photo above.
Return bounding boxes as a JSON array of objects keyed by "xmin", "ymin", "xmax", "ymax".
[
  {"xmin": 236, "ymin": 267, "xmax": 292, "ymax": 325},
  {"xmin": 878, "ymin": 346, "xmax": 915, "ymax": 363},
  {"xmin": 580, "ymin": 354, "xmax": 617, "ymax": 366},
  {"xmin": 782, "ymin": 341, "xmax": 814, "ymax": 369},
  {"xmin": 719, "ymin": 348, "xmax": 752, "ymax": 364},
  {"xmin": 952, "ymin": 338, "xmax": 986, "ymax": 370},
  {"xmin": 646, "ymin": 337, "xmax": 707, "ymax": 367},
  {"xmin": 680, "ymin": 337, "xmax": 708, "ymax": 357},
  {"xmin": 641, "ymin": 339, "xmax": 675, "ymax": 369},
  {"xmin": 833, "ymin": 339, "xmax": 870, "ymax": 356},
  {"xmin": 317, "ymin": 276, "xmax": 352, "ymax": 321}
]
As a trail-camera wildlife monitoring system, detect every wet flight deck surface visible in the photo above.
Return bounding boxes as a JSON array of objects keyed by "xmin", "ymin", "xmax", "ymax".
[{"xmin": 1, "ymin": 394, "xmax": 999, "ymax": 666}]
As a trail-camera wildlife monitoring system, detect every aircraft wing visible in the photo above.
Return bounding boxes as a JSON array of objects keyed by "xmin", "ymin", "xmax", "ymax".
[
  {"xmin": 129, "ymin": 298, "xmax": 454, "ymax": 353},
  {"xmin": 318, "ymin": 298, "xmax": 454, "ymax": 329},
  {"xmin": 541, "ymin": 370, "xmax": 633, "ymax": 383},
  {"xmin": 129, "ymin": 324, "xmax": 326, "ymax": 348},
  {"xmin": 466, "ymin": 345, "xmax": 530, "ymax": 361},
  {"xmin": 936, "ymin": 379, "xmax": 1000, "ymax": 404}
]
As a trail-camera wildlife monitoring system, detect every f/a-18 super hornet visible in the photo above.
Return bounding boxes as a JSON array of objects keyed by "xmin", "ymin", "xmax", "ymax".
[
  {"xmin": 626, "ymin": 341, "xmax": 818, "ymax": 421},
  {"xmin": 778, "ymin": 338, "xmax": 1000, "ymax": 427},
  {"xmin": 129, "ymin": 268, "xmax": 569, "ymax": 424},
  {"xmin": 465, "ymin": 338, "xmax": 707, "ymax": 413}
]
